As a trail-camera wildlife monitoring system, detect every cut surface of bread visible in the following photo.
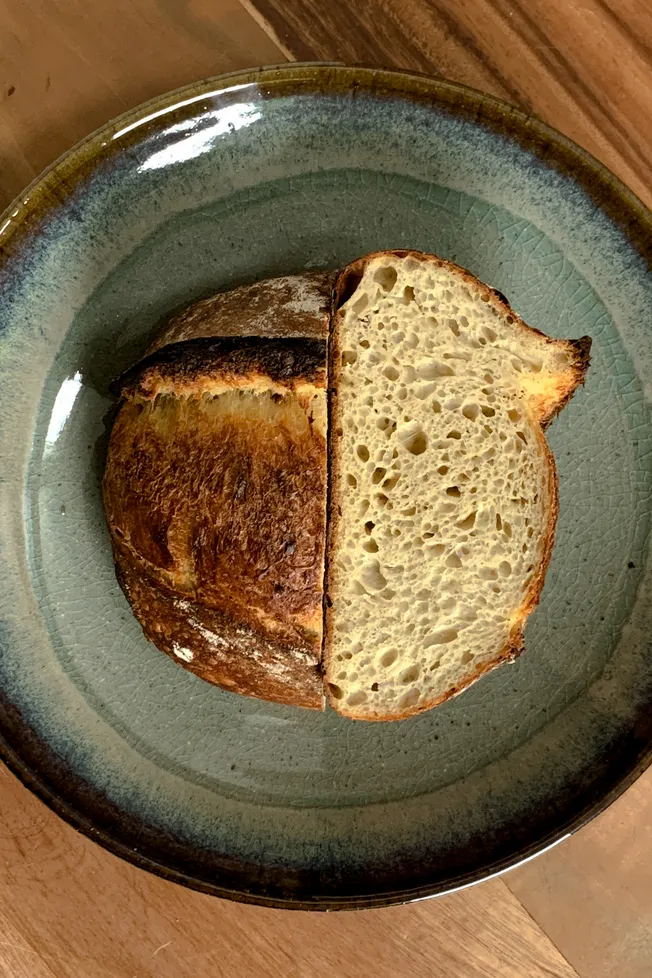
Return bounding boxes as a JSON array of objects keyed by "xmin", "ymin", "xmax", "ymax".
[
  {"xmin": 324, "ymin": 251, "xmax": 590, "ymax": 720},
  {"xmin": 104, "ymin": 328, "xmax": 328, "ymax": 706}
]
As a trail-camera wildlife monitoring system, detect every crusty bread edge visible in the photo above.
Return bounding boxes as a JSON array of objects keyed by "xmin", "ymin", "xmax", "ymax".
[
  {"xmin": 114, "ymin": 336, "xmax": 328, "ymax": 402},
  {"xmin": 111, "ymin": 543, "xmax": 324, "ymax": 710},
  {"xmin": 104, "ymin": 282, "xmax": 331, "ymax": 713},
  {"xmin": 325, "ymin": 249, "xmax": 589, "ymax": 721}
]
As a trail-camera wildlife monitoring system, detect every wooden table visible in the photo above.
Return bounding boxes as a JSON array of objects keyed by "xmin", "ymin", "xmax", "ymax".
[{"xmin": 1, "ymin": 2, "xmax": 651, "ymax": 976}]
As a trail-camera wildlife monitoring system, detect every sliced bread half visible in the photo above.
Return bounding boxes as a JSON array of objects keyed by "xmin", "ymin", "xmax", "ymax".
[{"xmin": 324, "ymin": 250, "xmax": 590, "ymax": 720}]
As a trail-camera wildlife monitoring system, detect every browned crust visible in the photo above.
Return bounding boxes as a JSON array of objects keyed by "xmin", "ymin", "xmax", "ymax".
[
  {"xmin": 325, "ymin": 249, "xmax": 588, "ymax": 721},
  {"xmin": 113, "ymin": 545, "xmax": 322, "ymax": 709},
  {"xmin": 115, "ymin": 336, "xmax": 327, "ymax": 401},
  {"xmin": 149, "ymin": 272, "xmax": 335, "ymax": 351},
  {"xmin": 103, "ymin": 274, "xmax": 330, "ymax": 711}
]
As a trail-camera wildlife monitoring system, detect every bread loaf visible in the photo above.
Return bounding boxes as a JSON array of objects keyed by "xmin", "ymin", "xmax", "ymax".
[
  {"xmin": 324, "ymin": 251, "xmax": 590, "ymax": 719},
  {"xmin": 103, "ymin": 275, "xmax": 332, "ymax": 709},
  {"xmin": 103, "ymin": 257, "xmax": 590, "ymax": 718}
]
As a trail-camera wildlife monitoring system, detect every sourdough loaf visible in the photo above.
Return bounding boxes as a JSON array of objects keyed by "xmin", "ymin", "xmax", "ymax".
[
  {"xmin": 324, "ymin": 251, "xmax": 590, "ymax": 719},
  {"xmin": 103, "ymin": 274, "xmax": 332, "ymax": 709},
  {"xmin": 103, "ymin": 257, "xmax": 590, "ymax": 718}
]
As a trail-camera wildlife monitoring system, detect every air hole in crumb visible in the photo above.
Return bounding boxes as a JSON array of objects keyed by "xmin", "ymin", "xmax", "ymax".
[
  {"xmin": 508, "ymin": 408, "xmax": 520, "ymax": 422},
  {"xmin": 447, "ymin": 430, "xmax": 462, "ymax": 440},
  {"xmin": 424, "ymin": 628, "xmax": 458, "ymax": 647},
  {"xmin": 363, "ymin": 539, "xmax": 379, "ymax": 553},
  {"xmin": 446, "ymin": 486, "xmax": 461, "ymax": 498},
  {"xmin": 328, "ymin": 683, "xmax": 343, "ymax": 700},
  {"xmin": 462, "ymin": 403, "xmax": 479, "ymax": 421},
  {"xmin": 348, "ymin": 690, "xmax": 367, "ymax": 706},
  {"xmin": 457, "ymin": 511, "xmax": 476, "ymax": 530},
  {"xmin": 341, "ymin": 350, "xmax": 357, "ymax": 366},
  {"xmin": 372, "ymin": 467, "xmax": 386, "ymax": 484},
  {"xmin": 347, "ymin": 474, "xmax": 357, "ymax": 488},
  {"xmin": 499, "ymin": 561, "xmax": 512, "ymax": 577},
  {"xmin": 374, "ymin": 265, "xmax": 398, "ymax": 291},
  {"xmin": 481, "ymin": 405, "xmax": 496, "ymax": 417},
  {"xmin": 361, "ymin": 561, "xmax": 387, "ymax": 591},
  {"xmin": 381, "ymin": 649, "xmax": 398, "ymax": 667},
  {"xmin": 371, "ymin": 682, "xmax": 379, "ymax": 692},
  {"xmin": 418, "ymin": 360, "xmax": 455, "ymax": 380},
  {"xmin": 446, "ymin": 553, "xmax": 462, "ymax": 568},
  {"xmin": 401, "ymin": 664, "xmax": 421, "ymax": 684},
  {"xmin": 364, "ymin": 521, "xmax": 375, "ymax": 534},
  {"xmin": 383, "ymin": 365, "xmax": 400, "ymax": 381},
  {"xmin": 479, "ymin": 567, "xmax": 498, "ymax": 580},
  {"xmin": 360, "ymin": 339, "xmax": 370, "ymax": 349},
  {"xmin": 448, "ymin": 319, "xmax": 460, "ymax": 336},
  {"xmin": 351, "ymin": 292, "xmax": 369, "ymax": 316},
  {"xmin": 432, "ymin": 400, "xmax": 442, "ymax": 414},
  {"xmin": 357, "ymin": 445, "xmax": 370, "ymax": 462},
  {"xmin": 444, "ymin": 396, "xmax": 462, "ymax": 411},
  {"xmin": 403, "ymin": 285, "xmax": 415, "ymax": 303},
  {"xmin": 399, "ymin": 688, "xmax": 421, "ymax": 709},
  {"xmin": 438, "ymin": 465, "xmax": 449, "ymax": 475}
]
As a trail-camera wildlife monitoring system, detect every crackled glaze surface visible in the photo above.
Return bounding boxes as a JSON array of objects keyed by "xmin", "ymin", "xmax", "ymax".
[{"xmin": 0, "ymin": 66, "xmax": 651, "ymax": 908}]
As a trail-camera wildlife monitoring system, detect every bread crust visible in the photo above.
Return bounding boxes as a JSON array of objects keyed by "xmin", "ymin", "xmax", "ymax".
[
  {"xmin": 325, "ymin": 250, "xmax": 590, "ymax": 721},
  {"xmin": 116, "ymin": 336, "xmax": 327, "ymax": 402},
  {"xmin": 103, "ymin": 277, "xmax": 331, "ymax": 711},
  {"xmin": 149, "ymin": 272, "xmax": 334, "ymax": 351},
  {"xmin": 113, "ymin": 543, "xmax": 322, "ymax": 709}
]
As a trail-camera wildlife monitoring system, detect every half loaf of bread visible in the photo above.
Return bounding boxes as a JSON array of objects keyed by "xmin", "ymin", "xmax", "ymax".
[
  {"xmin": 103, "ymin": 274, "xmax": 333, "ymax": 709},
  {"xmin": 325, "ymin": 251, "xmax": 590, "ymax": 719}
]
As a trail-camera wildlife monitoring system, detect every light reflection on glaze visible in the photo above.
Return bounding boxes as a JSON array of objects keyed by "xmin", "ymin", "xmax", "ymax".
[
  {"xmin": 138, "ymin": 104, "xmax": 262, "ymax": 172},
  {"xmin": 111, "ymin": 83, "xmax": 256, "ymax": 140},
  {"xmin": 45, "ymin": 371, "xmax": 83, "ymax": 450}
]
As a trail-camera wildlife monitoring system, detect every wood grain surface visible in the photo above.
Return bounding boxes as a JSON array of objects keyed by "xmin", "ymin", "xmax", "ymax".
[{"xmin": 0, "ymin": 1, "xmax": 651, "ymax": 976}]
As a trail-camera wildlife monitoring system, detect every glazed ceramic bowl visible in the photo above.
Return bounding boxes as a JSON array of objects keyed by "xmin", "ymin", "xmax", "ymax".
[{"xmin": 1, "ymin": 64, "xmax": 651, "ymax": 910}]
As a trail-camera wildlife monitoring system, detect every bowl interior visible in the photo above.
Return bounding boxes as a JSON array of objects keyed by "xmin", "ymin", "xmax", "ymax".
[{"xmin": 1, "ymin": 68, "xmax": 651, "ymax": 907}]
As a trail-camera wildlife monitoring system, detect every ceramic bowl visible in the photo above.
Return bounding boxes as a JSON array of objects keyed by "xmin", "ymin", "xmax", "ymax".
[{"xmin": 1, "ymin": 64, "xmax": 651, "ymax": 909}]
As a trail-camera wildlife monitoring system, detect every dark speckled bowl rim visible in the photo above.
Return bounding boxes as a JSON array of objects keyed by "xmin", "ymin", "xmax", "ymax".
[{"xmin": 1, "ymin": 63, "xmax": 651, "ymax": 910}]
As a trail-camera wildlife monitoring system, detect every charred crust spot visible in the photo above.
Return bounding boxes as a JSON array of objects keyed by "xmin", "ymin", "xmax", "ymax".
[
  {"xmin": 570, "ymin": 335, "xmax": 592, "ymax": 365},
  {"xmin": 492, "ymin": 288, "xmax": 509, "ymax": 306},
  {"xmin": 115, "ymin": 336, "xmax": 327, "ymax": 398}
]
